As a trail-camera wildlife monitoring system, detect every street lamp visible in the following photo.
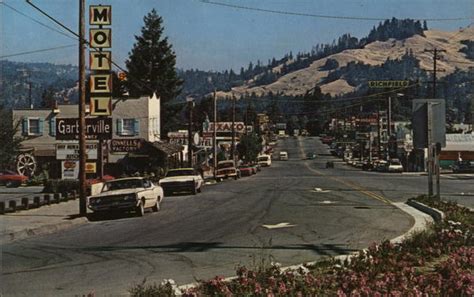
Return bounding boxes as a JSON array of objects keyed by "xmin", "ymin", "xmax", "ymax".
[
  {"xmin": 208, "ymin": 77, "xmax": 218, "ymax": 180},
  {"xmin": 186, "ymin": 96, "xmax": 195, "ymax": 168},
  {"xmin": 387, "ymin": 93, "xmax": 405, "ymax": 159}
]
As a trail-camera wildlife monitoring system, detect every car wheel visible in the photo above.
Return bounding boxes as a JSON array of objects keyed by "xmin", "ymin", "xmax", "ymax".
[
  {"xmin": 136, "ymin": 200, "xmax": 145, "ymax": 217},
  {"xmin": 197, "ymin": 186, "xmax": 202, "ymax": 193},
  {"xmin": 192, "ymin": 186, "xmax": 197, "ymax": 195},
  {"xmin": 152, "ymin": 198, "xmax": 160, "ymax": 212}
]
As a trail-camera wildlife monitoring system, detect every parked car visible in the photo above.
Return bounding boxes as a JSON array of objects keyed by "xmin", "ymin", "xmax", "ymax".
[
  {"xmin": 87, "ymin": 177, "xmax": 163, "ymax": 217},
  {"xmin": 279, "ymin": 151, "xmax": 289, "ymax": 161},
  {"xmin": 238, "ymin": 165, "xmax": 254, "ymax": 176},
  {"xmin": 0, "ymin": 170, "xmax": 28, "ymax": 188},
  {"xmin": 321, "ymin": 136, "xmax": 335, "ymax": 145},
  {"xmin": 159, "ymin": 168, "xmax": 204, "ymax": 195},
  {"xmin": 451, "ymin": 160, "xmax": 474, "ymax": 173},
  {"xmin": 373, "ymin": 160, "xmax": 389, "ymax": 172},
  {"xmin": 387, "ymin": 159, "xmax": 404, "ymax": 173},
  {"xmin": 257, "ymin": 154, "xmax": 272, "ymax": 167},
  {"xmin": 216, "ymin": 160, "xmax": 240, "ymax": 180}
]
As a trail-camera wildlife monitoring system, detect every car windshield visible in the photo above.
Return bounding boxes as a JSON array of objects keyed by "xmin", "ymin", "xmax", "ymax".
[
  {"xmin": 102, "ymin": 179, "xmax": 144, "ymax": 192},
  {"xmin": 166, "ymin": 169, "xmax": 195, "ymax": 177},
  {"xmin": 218, "ymin": 162, "xmax": 234, "ymax": 169},
  {"xmin": 258, "ymin": 156, "xmax": 269, "ymax": 161},
  {"xmin": 390, "ymin": 161, "xmax": 402, "ymax": 166}
]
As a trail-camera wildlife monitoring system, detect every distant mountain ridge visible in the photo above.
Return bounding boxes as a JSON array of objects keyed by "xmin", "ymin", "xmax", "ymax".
[
  {"xmin": 218, "ymin": 26, "xmax": 473, "ymax": 99},
  {"xmin": 0, "ymin": 61, "xmax": 78, "ymax": 108}
]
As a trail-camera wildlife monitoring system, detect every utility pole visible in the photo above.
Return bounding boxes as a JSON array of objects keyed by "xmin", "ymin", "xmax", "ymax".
[
  {"xmin": 377, "ymin": 103, "xmax": 382, "ymax": 158},
  {"xmin": 78, "ymin": 0, "xmax": 87, "ymax": 216},
  {"xmin": 424, "ymin": 48, "xmax": 445, "ymax": 198},
  {"xmin": 231, "ymin": 95, "xmax": 236, "ymax": 162},
  {"xmin": 427, "ymin": 103, "xmax": 434, "ymax": 197},
  {"xmin": 387, "ymin": 96, "xmax": 392, "ymax": 159},
  {"xmin": 187, "ymin": 98, "xmax": 194, "ymax": 167},
  {"xmin": 424, "ymin": 48, "xmax": 446, "ymax": 99},
  {"xmin": 213, "ymin": 90, "xmax": 217, "ymax": 180}
]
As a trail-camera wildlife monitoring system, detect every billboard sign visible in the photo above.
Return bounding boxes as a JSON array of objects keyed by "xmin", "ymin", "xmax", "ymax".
[
  {"xmin": 56, "ymin": 143, "xmax": 98, "ymax": 160},
  {"xmin": 412, "ymin": 99, "xmax": 446, "ymax": 149},
  {"xmin": 368, "ymin": 80, "xmax": 409, "ymax": 88},
  {"xmin": 110, "ymin": 139, "xmax": 144, "ymax": 153},
  {"xmin": 61, "ymin": 160, "xmax": 79, "ymax": 180},
  {"xmin": 56, "ymin": 118, "xmax": 112, "ymax": 140},
  {"xmin": 207, "ymin": 122, "xmax": 246, "ymax": 133}
]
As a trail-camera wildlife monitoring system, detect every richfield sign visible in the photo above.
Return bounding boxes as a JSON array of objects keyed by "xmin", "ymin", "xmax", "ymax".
[
  {"xmin": 89, "ymin": 5, "xmax": 112, "ymax": 116},
  {"xmin": 206, "ymin": 122, "xmax": 246, "ymax": 133}
]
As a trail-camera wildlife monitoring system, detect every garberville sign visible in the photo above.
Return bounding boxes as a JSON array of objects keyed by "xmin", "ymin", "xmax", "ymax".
[{"xmin": 56, "ymin": 118, "xmax": 112, "ymax": 140}]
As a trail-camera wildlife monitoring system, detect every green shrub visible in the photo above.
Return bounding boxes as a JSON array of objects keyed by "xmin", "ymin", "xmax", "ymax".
[{"xmin": 42, "ymin": 179, "xmax": 79, "ymax": 194}]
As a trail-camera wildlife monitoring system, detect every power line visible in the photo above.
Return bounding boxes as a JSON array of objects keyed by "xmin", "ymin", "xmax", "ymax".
[
  {"xmin": 1, "ymin": 1, "xmax": 76, "ymax": 40},
  {"xmin": 0, "ymin": 44, "xmax": 76, "ymax": 59},
  {"xmin": 198, "ymin": 0, "xmax": 471, "ymax": 22}
]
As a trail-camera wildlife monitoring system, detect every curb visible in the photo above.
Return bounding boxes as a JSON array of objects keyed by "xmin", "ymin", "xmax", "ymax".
[
  {"xmin": 407, "ymin": 200, "xmax": 445, "ymax": 222},
  {"xmin": 1, "ymin": 215, "xmax": 89, "ymax": 243},
  {"xmin": 175, "ymin": 201, "xmax": 434, "ymax": 294}
]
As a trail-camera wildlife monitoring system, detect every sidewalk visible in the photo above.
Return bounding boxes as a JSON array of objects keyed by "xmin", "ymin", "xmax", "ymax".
[{"xmin": 0, "ymin": 199, "xmax": 88, "ymax": 243}]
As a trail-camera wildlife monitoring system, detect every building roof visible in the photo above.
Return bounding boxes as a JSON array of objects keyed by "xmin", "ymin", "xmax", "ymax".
[
  {"xmin": 445, "ymin": 133, "xmax": 474, "ymax": 151},
  {"xmin": 150, "ymin": 141, "xmax": 183, "ymax": 155}
]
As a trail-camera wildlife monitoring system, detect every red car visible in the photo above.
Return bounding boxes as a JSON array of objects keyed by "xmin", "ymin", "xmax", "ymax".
[
  {"xmin": 321, "ymin": 136, "xmax": 335, "ymax": 145},
  {"xmin": 0, "ymin": 170, "xmax": 28, "ymax": 188},
  {"xmin": 238, "ymin": 165, "xmax": 254, "ymax": 177}
]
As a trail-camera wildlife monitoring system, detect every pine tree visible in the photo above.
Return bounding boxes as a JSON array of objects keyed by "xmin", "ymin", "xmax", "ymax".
[
  {"xmin": 125, "ymin": 9, "xmax": 182, "ymax": 102},
  {"xmin": 0, "ymin": 107, "xmax": 22, "ymax": 170}
]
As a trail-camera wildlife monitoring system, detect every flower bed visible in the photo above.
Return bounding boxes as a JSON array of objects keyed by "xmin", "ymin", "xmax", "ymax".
[{"xmin": 130, "ymin": 196, "xmax": 473, "ymax": 296}]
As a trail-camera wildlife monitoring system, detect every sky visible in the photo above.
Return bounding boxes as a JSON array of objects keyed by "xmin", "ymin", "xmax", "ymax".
[{"xmin": 1, "ymin": 0, "xmax": 472, "ymax": 72}]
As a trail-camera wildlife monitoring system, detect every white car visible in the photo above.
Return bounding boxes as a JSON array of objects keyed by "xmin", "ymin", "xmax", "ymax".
[
  {"xmin": 279, "ymin": 151, "xmax": 288, "ymax": 161},
  {"xmin": 216, "ymin": 160, "xmax": 239, "ymax": 180},
  {"xmin": 257, "ymin": 154, "xmax": 272, "ymax": 167},
  {"xmin": 159, "ymin": 168, "xmax": 204, "ymax": 195},
  {"xmin": 388, "ymin": 159, "xmax": 404, "ymax": 173},
  {"xmin": 87, "ymin": 177, "xmax": 163, "ymax": 217}
]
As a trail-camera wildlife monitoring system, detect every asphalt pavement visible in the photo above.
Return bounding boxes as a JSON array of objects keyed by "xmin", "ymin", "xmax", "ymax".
[{"xmin": 1, "ymin": 136, "xmax": 472, "ymax": 296}]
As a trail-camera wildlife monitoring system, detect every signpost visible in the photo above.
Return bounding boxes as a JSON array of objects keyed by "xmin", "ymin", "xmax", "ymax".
[{"xmin": 412, "ymin": 99, "xmax": 446, "ymax": 199}]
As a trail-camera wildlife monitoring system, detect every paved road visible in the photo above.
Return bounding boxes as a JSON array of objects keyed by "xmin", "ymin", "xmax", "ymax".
[{"xmin": 1, "ymin": 137, "xmax": 471, "ymax": 296}]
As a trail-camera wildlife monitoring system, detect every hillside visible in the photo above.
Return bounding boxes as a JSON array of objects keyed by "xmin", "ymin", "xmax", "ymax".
[
  {"xmin": 0, "ymin": 61, "xmax": 78, "ymax": 108},
  {"xmin": 219, "ymin": 27, "xmax": 473, "ymax": 98}
]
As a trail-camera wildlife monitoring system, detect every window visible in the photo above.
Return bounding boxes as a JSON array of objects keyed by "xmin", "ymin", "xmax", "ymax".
[
  {"xmin": 22, "ymin": 117, "xmax": 44, "ymax": 136},
  {"xmin": 116, "ymin": 118, "xmax": 140, "ymax": 136},
  {"xmin": 122, "ymin": 119, "xmax": 135, "ymax": 135}
]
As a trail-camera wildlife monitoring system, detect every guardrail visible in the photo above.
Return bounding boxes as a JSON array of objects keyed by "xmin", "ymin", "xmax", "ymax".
[{"xmin": 0, "ymin": 190, "xmax": 78, "ymax": 215}]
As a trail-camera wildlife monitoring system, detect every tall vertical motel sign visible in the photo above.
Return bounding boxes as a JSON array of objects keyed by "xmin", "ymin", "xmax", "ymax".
[{"xmin": 89, "ymin": 5, "xmax": 112, "ymax": 116}]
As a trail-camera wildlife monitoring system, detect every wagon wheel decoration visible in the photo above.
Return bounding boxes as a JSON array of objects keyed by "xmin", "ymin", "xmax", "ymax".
[{"xmin": 16, "ymin": 153, "xmax": 37, "ymax": 177}]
